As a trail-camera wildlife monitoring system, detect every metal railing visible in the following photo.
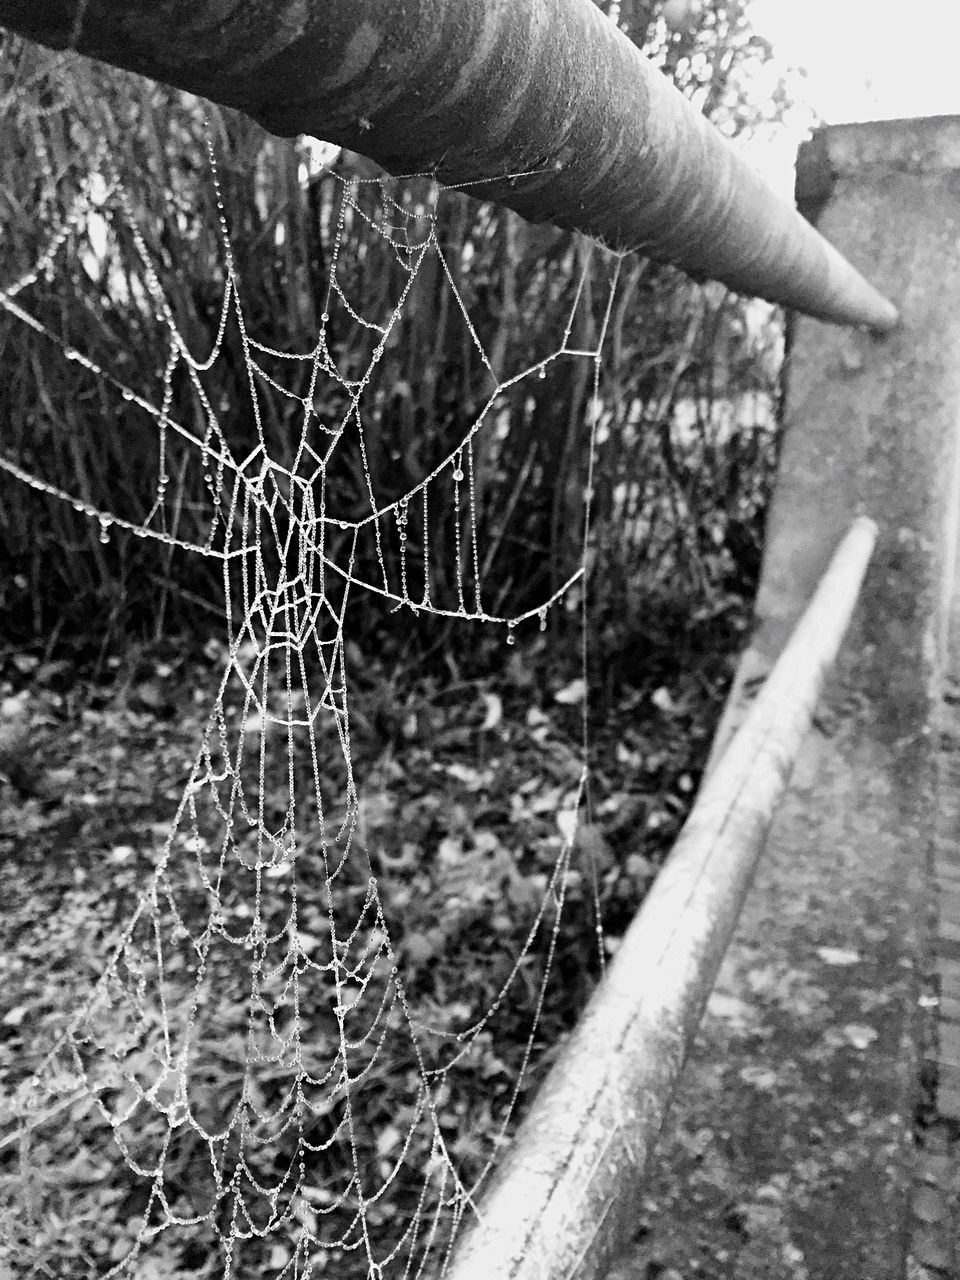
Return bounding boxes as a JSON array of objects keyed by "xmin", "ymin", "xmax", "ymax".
[
  {"xmin": 0, "ymin": 0, "xmax": 897, "ymax": 330},
  {"xmin": 446, "ymin": 516, "xmax": 878, "ymax": 1280}
]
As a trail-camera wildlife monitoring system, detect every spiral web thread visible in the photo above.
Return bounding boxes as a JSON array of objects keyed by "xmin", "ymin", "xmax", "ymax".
[{"xmin": 1, "ymin": 119, "xmax": 623, "ymax": 1278}]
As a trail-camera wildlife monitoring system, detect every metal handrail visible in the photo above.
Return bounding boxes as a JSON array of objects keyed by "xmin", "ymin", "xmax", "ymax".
[
  {"xmin": 0, "ymin": 0, "xmax": 897, "ymax": 331},
  {"xmin": 446, "ymin": 516, "xmax": 878, "ymax": 1280}
]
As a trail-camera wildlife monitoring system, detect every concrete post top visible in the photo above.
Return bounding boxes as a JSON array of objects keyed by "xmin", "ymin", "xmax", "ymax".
[{"xmin": 798, "ymin": 114, "xmax": 960, "ymax": 209}]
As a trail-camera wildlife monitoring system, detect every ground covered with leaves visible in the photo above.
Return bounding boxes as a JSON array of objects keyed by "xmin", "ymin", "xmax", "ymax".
[{"xmin": 0, "ymin": 616, "xmax": 741, "ymax": 1280}]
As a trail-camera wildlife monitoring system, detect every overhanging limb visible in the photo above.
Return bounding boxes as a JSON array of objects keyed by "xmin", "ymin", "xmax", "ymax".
[
  {"xmin": 446, "ymin": 516, "xmax": 878, "ymax": 1280},
  {"xmin": 0, "ymin": 0, "xmax": 898, "ymax": 331}
]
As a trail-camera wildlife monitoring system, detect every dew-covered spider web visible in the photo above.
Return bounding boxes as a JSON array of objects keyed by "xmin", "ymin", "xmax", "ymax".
[{"xmin": 0, "ymin": 72, "xmax": 625, "ymax": 1279}]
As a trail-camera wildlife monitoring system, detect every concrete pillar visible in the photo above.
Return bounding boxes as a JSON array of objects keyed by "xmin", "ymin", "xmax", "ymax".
[{"xmin": 681, "ymin": 115, "xmax": 960, "ymax": 1278}]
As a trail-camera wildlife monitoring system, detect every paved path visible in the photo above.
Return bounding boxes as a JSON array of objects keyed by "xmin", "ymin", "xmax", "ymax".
[{"xmin": 605, "ymin": 710, "xmax": 950, "ymax": 1279}]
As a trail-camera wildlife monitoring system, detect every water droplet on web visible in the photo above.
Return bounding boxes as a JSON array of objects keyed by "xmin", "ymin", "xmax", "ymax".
[
  {"xmin": 64, "ymin": 347, "xmax": 78, "ymax": 361},
  {"xmin": 506, "ymin": 624, "xmax": 516, "ymax": 645},
  {"xmin": 121, "ymin": 387, "xmax": 134, "ymax": 401},
  {"xmin": 98, "ymin": 517, "xmax": 112, "ymax": 544},
  {"xmin": 452, "ymin": 469, "xmax": 464, "ymax": 483},
  {"xmin": 539, "ymin": 608, "xmax": 548, "ymax": 632},
  {"xmin": 538, "ymin": 366, "xmax": 547, "ymax": 380}
]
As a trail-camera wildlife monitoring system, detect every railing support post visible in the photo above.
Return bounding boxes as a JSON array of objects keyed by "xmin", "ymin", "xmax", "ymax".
[{"xmin": 664, "ymin": 115, "xmax": 960, "ymax": 1278}]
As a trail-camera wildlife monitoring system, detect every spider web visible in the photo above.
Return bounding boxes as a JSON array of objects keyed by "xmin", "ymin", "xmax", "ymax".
[{"xmin": 0, "ymin": 87, "xmax": 623, "ymax": 1278}]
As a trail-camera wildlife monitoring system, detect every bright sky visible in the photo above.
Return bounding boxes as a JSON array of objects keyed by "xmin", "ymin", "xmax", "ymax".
[{"xmin": 742, "ymin": 0, "xmax": 960, "ymax": 192}]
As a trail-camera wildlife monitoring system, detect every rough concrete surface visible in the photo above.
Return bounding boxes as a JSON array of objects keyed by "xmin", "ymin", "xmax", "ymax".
[{"xmin": 607, "ymin": 716, "xmax": 931, "ymax": 1279}]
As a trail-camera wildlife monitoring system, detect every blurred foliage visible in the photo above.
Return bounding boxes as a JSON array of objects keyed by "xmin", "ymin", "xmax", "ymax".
[{"xmin": 0, "ymin": 0, "xmax": 785, "ymax": 682}]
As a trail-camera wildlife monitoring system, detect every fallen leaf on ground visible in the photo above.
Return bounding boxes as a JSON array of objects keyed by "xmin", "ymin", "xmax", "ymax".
[
  {"xmin": 842, "ymin": 1024, "xmax": 878, "ymax": 1050},
  {"xmin": 815, "ymin": 946, "xmax": 861, "ymax": 966}
]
